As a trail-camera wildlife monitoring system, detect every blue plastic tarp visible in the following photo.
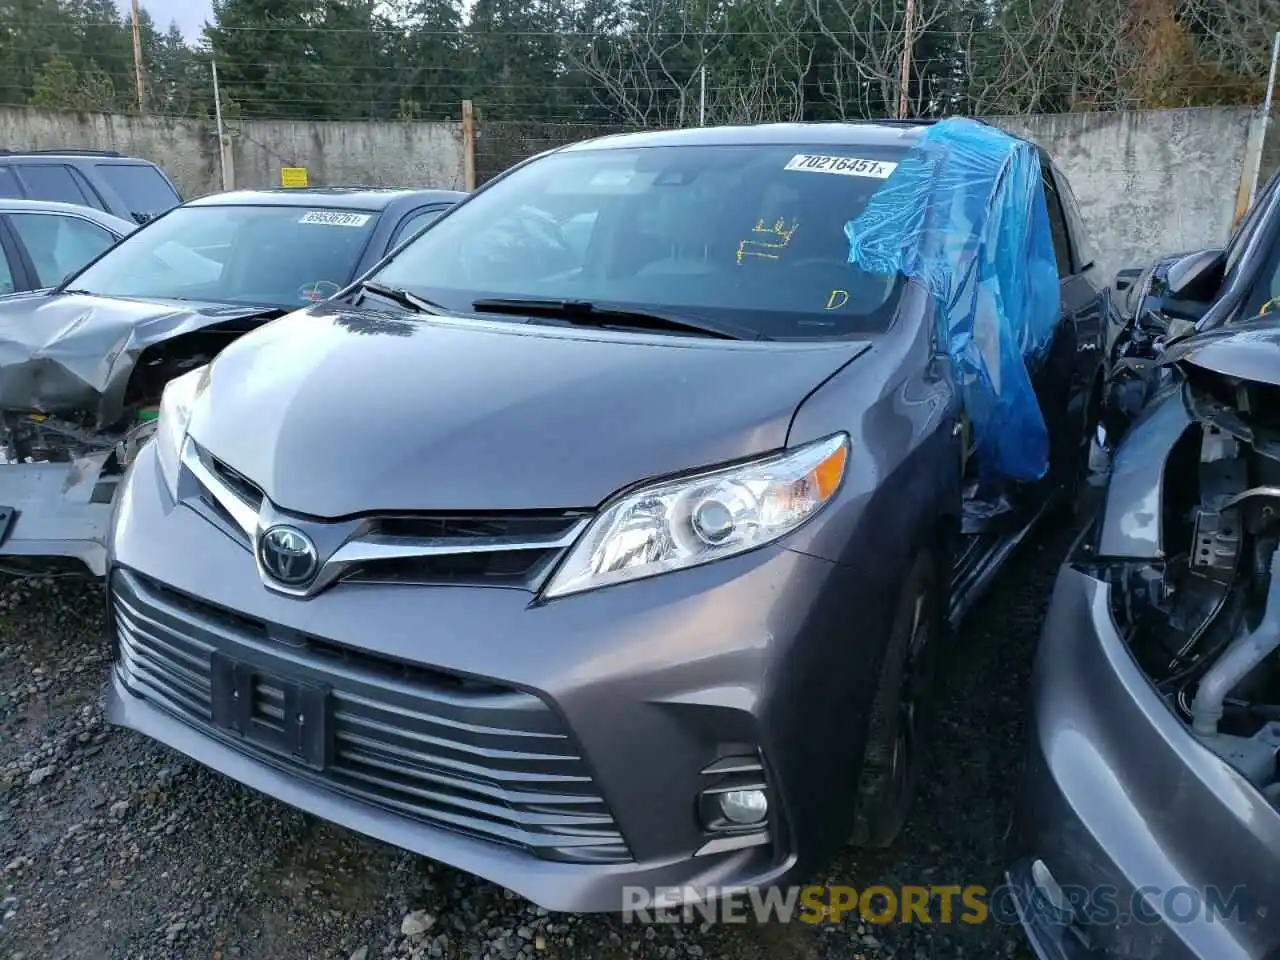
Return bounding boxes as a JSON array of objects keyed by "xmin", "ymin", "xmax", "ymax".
[{"xmin": 845, "ymin": 117, "xmax": 1060, "ymax": 483}]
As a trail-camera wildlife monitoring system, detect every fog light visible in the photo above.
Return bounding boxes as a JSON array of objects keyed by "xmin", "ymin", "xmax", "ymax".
[{"xmin": 719, "ymin": 789, "xmax": 768, "ymax": 825}]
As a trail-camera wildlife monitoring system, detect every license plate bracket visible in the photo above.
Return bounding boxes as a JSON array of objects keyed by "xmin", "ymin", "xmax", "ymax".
[{"xmin": 210, "ymin": 652, "xmax": 330, "ymax": 770}]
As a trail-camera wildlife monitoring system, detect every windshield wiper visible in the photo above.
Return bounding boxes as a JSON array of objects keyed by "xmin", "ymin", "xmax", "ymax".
[
  {"xmin": 470, "ymin": 297, "xmax": 761, "ymax": 341},
  {"xmin": 356, "ymin": 279, "xmax": 445, "ymax": 315}
]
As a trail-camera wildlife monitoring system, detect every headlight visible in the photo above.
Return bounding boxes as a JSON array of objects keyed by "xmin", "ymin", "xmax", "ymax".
[
  {"xmin": 155, "ymin": 365, "xmax": 210, "ymax": 500},
  {"xmin": 543, "ymin": 433, "xmax": 849, "ymax": 599}
]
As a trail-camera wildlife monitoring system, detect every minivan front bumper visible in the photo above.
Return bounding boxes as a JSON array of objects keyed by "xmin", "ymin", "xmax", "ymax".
[{"xmin": 107, "ymin": 443, "xmax": 893, "ymax": 912}]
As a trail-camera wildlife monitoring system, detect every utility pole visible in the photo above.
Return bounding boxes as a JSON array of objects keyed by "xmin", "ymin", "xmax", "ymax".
[
  {"xmin": 699, "ymin": 64, "xmax": 706, "ymax": 126},
  {"xmin": 212, "ymin": 61, "xmax": 234, "ymax": 191},
  {"xmin": 461, "ymin": 99, "xmax": 476, "ymax": 191},
  {"xmin": 896, "ymin": 0, "xmax": 916, "ymax": 119},
  {"xmin": 130, "ymin": 0, "xmax": 146, "ymax": 112},
  {"xmin": 698, "ymin": 6, "xmax": 709, "ymax": 126},
  {"xmin": 1249, "ymin": 30, "xmax": 1280, "ymax": 207}
]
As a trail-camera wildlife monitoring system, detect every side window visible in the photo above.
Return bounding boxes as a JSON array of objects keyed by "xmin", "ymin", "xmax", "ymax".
[
  {"xmin": 0, "ymin": 231, "xmax": 15, "ymax": 294},
  {"xmin": 1055, "ymin": 172, "xmax": 1096, "ymax": 271},
  {"xmin": 389, "ymin": 206, "xmax": 446, "ymax": 248},
  {"xmin": 94, "ymin": 163, "xmax": 180, "ymax": 222},
  {"xmin": 68, "ymin": 168, "xmax": 107, "ymax": 211},
  {"xmin": 1040, "ymin": 170, "xmax": 1073, "ymax": 278},
  {"xmin": 16, "ymin": 164, "xmax": 90, "ymax": 205},
  {"xmin": 9, "ymin": 213, "xmax": 117, "ymax": 287},
  {"xmin": 0, "ymin": 168, "xmax": 22, "ymax": 199}
]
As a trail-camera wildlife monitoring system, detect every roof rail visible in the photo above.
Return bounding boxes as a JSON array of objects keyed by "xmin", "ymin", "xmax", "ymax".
[
  {"xmin": 0, "ymin": 149, "xmax": 123, "ymax": 157},
  {"xmin": 844, "ymin": 116, "xmax": 992, "ymax": 127}
]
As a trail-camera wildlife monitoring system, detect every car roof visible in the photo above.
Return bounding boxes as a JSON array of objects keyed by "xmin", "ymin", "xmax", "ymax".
[
  {"xmin": 183, "ymin": 187, "xmax": 467, "ymax": 211},
  {"xmin": 0, "ymin": 151, "xmax": 153, "ymax": 163},
  {"xmin": 0, "ymin": 197, "xmax": 135, "ymax": 233},
  {"xmin": 555, "ymin": 118, "xmax": 1021, "ymax": 154}
]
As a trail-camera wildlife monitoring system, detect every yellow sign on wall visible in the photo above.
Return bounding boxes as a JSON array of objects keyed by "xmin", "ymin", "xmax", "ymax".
[{"xmin": 280, "ymin": 167, "xmax": 309, "ymax": 188}]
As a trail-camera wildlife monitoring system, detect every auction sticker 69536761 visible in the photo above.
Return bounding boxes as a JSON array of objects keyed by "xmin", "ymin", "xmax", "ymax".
[{"xmin": 298, "ymin": 211, "xmax": 373, "ymax": 227}]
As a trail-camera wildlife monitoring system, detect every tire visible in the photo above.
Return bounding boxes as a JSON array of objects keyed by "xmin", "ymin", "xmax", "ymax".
[{"xmin": 850, "ymin": 546, "xmax": 943, "ymax": 848}]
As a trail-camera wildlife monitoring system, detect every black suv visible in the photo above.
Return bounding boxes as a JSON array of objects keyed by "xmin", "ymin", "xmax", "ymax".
[{"xmin": 0, "ymin": 150, "xmax": 182, "ymax": 225}]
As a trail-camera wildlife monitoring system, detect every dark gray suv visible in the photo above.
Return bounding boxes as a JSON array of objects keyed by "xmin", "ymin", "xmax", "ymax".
[{"xmin": 0, "ymin": 150, "xmax": 181, "ymax": 224}]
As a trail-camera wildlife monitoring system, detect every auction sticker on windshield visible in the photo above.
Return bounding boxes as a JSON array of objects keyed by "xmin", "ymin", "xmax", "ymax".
[
  {"xmin": 298, "ymin": 211, "xmax": 372, "ymax": 227},
  {"xmin": 784, "ymin": 155, "xmax": 898, "ymax": 179}
]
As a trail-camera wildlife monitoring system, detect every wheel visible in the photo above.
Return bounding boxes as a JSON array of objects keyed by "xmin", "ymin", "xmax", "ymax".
[{"xmin": 850, "ymin": 546, "xmax": 943, "ymax": 848}]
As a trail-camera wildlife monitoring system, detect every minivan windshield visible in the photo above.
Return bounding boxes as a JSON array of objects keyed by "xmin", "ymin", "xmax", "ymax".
[
  {"xmin": 68, "ymin": 204, "xmax": 379, "ymax": 309},
  {"xmin": 371, "ymin": 143, "xmax": 911, "ymax": 339}
]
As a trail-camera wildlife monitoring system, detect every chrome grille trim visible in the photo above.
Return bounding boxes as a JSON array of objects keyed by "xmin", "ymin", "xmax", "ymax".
[
  {"xmin": 184, "ymin": 439, "xmax": 257, "ymax": 538},
  {"xmin": 181, "ymin": 438, "xmax": 591, "ymax": 595},
  {"xmin": 328, "ymin": 524, "xmax": 588, "ymax": 564}
]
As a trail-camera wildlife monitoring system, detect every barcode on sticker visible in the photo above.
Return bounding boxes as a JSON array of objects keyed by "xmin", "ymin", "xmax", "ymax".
[
  {"xmin": 298, "ymin": 211, "xmax": 372, "ymax": 227},
  {"xmin": 784, "ymin": 155, "xmax": 897, "ymax": 179}
]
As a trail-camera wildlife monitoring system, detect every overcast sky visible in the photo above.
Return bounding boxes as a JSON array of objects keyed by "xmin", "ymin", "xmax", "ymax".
[{"xmin": 118, "ymin": 0, "xmax": 213, "ymax": 42}]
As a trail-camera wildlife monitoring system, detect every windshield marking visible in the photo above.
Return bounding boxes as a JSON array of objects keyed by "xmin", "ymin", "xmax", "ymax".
[
  {"xmin": 783, "ymin": 155, "xmax": 898, "ymax": 179},
  {"xmin": 736, "ymin": 217, "xmax": 800, "ymax": 265},
  {"xmin": 298, "ymin": 211, "xmax": 371, "ymax": 227}
]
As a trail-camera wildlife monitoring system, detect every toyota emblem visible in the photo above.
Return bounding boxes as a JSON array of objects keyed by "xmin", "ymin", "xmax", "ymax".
[{"xmin": 258, "ymin": 525, "xmax": 319, "ymax": 586}]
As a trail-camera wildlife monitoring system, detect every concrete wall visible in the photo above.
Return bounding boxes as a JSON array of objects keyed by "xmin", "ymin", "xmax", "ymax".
[
  {"xmin": 0, "ymin": 107, "xmax": 466, "ymax": 198},
  {"xmin": 997, "ymin": 106, "xmax": 1258, "ymax": 281},
  {"xmin": 0, "ymin": 104, "xmax": 1259, "ymax": 280},
  {"xmin": 229, "ymin": 118, "xmax": 466, "ymax": 194}
]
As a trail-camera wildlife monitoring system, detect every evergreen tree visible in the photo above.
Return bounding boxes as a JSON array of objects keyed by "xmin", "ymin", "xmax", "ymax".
[
  {"xmin": 28, "ymin": 51, "xmax": 79, "ymax": 108},
  {"xmin": 205, "ymin": 0, "xmax": 336, "ymax": 118},
  {"xmin": 392, "ymin": 0, "xmax": 465, "ymax": 121},
  {"xmin": 465, "ymin": 0, "xmax": 563, "ymax": 120},
  {"xmin": 147, "ymin": 22, "xmax": 208, "ymax": 117}
]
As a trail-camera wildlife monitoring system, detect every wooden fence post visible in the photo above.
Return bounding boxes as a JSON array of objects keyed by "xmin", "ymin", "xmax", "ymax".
[{"xmin": 462, "ymin": 100, "xmax": 476, "ymax": 191}]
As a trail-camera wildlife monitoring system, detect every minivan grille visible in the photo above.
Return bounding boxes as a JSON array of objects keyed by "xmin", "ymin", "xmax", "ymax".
[
  {"xmin": 208, "ymin": 455, "xmax": 263, "ymax": 510},
  {"xmin": 193, "ymin": 451, "xmax": 587, "ymax": 592},
  {"xmin": 111, "ymin": 568, "xmax": 629, "ymax": 863}
]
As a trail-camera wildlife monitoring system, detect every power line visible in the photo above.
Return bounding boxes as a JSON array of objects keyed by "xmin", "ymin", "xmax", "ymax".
[{"xmin": 2, "ymin": 19, "xmax": 1272, "ymax": 42}]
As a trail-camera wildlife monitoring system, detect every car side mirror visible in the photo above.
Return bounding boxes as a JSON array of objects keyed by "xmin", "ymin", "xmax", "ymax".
[
  {"xmin": 1164, "ymin": 248, "xmax": 1224, "ymax": 301},
  {"xmin": 1151, "ymin": 248, "xmax": 1224, "ymax": 323}
]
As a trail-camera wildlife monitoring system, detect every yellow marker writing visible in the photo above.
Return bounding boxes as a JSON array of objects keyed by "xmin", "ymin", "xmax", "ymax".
[
  {"xmin": 737, "ymin": 217, "xmax": 800, "ymax": 264},
  {"xmin": 825, "ymin": 289, "xmax": 849, "ymax": 310}
]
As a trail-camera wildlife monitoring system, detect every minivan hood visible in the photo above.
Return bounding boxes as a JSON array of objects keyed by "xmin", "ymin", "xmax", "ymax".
[{"xmin": 191, "ymin": 305, "xmax": 871, "ymax": 515}]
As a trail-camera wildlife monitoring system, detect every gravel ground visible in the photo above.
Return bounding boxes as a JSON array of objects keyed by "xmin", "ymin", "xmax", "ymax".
[{"xmin": 0, "ymin": 523, "xmax": 1074, "ymax": 960}]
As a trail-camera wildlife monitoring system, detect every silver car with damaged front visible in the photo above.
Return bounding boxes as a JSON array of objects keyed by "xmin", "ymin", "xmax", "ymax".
[{"xmin": 0, "ymin": 187, "xmax": 464, "ymax": 574}]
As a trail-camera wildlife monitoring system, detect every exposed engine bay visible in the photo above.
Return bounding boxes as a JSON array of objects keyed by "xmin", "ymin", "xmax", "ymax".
[
  {"xmin": 1092, "ymin": 362, "xmax": 1280, "ymax": 806},
  {"xmin": 0, "ymin": 320, "xmax": 257, "ymax": 471},
  {"xmin": 0, "ymin": 330, "xmax": 229, "ymax": 469},
  {"xmin": 0, "ymin": 296, "xmax": 283, "ymax": 574}
]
